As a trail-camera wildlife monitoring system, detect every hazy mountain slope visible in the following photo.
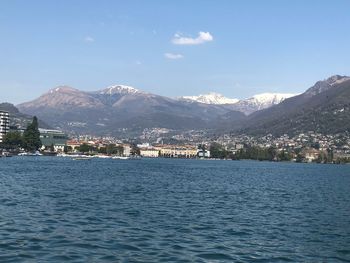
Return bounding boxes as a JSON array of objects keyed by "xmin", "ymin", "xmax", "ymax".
[
  {"xmin": 241, "ymin": 75, "xmax": 350, "ymax": 135},
  {"xmin": 0, "ymin": 102, "xmax": 51, "ymax": 129}
]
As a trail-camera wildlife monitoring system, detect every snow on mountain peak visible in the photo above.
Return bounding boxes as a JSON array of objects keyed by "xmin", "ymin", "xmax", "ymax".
[
  {"xmin": 181, "ymin": 92, "xmax": 296, "ymax": 108},
  {"xmin": 248, "ymin": 93, "xmax": 297, "ymax": 106},
  {"xmin": 231, "ymin": 93, "xmax": 297, "ymax": 114},
  {"xmin": 100, "ymin": 85, "xmax": 144, "ymax": 95},
  {"xmin": 181, "ymin": 92, "xmax": 239, "ymax": 104},
  {"xmin": 49, "ymin": 86, "xmax": 79, "ymax": 94}
]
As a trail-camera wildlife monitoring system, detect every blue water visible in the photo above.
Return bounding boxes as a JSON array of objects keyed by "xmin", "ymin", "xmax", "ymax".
[{"xmin": 0, "ymin": 157, "xmax": 350, "ymax": 262}]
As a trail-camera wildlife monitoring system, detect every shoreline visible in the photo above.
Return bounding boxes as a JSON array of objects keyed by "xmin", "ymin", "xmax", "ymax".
[{"xmin": 3, "ymin": 154, "xmax": 350, "ymax": 165}]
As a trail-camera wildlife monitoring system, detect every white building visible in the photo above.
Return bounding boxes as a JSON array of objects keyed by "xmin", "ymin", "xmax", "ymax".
[
  {"xmin": 122, "ymin": 144, "xmax": 131, "ymax": 157},
  {"xmin": 140, "ymin": 148, "xmax": 159, "ymax": 158},
  {"xmin": 0, "ymin": 111, "xmax": 10, "ymax": 143},
  {"xmin": 197, "ymin": 149, "xmax": 210, "ymax": 158},
  {"xmin": 137, "ymin": 143, "xmax": 151, "ymax": 149}
]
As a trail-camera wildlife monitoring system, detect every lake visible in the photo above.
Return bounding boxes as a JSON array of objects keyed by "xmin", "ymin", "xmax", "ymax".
[{"xmin": 1, "ymin": 157, "xmax": 350, "ymax": 262}]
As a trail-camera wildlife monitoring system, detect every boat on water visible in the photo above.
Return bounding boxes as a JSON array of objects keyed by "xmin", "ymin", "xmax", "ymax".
[
  {"xmin": 1, "ymin": 152, "xmax": 13, "ymax": 157},
  {"xmin": 18, "ymin": 151, "xmax": 43, "ymax": 156}
]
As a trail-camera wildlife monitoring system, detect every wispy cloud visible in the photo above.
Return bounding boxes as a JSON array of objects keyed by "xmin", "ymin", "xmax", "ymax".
[
  {"xmin": 164, "ymin": 53, "xmax": 184, "ymax": 60},
  {"xmin": 172, "ymin": 31, "xmax": 213, "ymax": 45},
  {"xmin": 84, "ymin": 36, "xmax": 95, "ymax": 42}
]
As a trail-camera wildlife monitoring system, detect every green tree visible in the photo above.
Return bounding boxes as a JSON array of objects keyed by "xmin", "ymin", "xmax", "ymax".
[
  {"xmin": 49, "ymin": 143, "xmax": 55, "ymax": 152},
  {"xmin": 98, "ymin": 146, "xmax": 107, "ymax": 154},
  {"xmin": 102, "ymin": 144, "xmax": 124, "ymax": 155},
  {"xmin": 22, "ymin": 116, "xmax": 42, "ymax": 152},
  {"xmin": 2, "ymin": 131, "xmax": 23, "ymax": 149},
  {"xmin": 78, "ymin": 143, "xmax": 94, "ymax": 153},
  {"xmin": 210, "ymin": 142, "xmax": 230, "ymax": 159},
  {"xmin": 115, "ymin": 145, "xmax": 124, "ymax": 156},
  {"xmin": 267, "ymin": 147, "xmax": 277, "ymax": 161},
  {"xmin": 64, "ymin": 145, "xmax": 72, "ymax": 153},
  {"xmin": 130, "ymin": 143, "xmax": 140, "ymax": 156},
  {"xmin": 278, "ymin": 150, "xmax": 292, "ymax": 161},
  {"xmin": 198, "ymin": 144, "xmax": 206, "ymax": 151},
  {"xmin": 326, "ymin": 148, "xmax": 334, "ymax": 163}
]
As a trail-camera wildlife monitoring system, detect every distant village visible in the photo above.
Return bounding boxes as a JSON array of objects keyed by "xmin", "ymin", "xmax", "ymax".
[{"xmin": 1, "ymin": 110, "xmax": 350, "ymax": 163}]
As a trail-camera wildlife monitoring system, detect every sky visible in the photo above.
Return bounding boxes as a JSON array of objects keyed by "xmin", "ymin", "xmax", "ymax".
[{"xmin": 1, "ymin": 0, "xmax": 350, "ymax": 104}]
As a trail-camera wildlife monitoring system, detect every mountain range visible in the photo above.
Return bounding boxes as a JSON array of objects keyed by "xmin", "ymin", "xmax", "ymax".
[
  {"xmin": 17, "ymin": 85, "xmax": 243, "ymax": 135},
  {"xmin": 180, "ymin": 92, "xmax": 296, "ymax": 115},
  {"xmin": 16, "ymin": 85, "xmax": 288, "ymax": 135},
  {"xmin": 13, "ymin": 75, "xmax": 350, "ymax": 136}
]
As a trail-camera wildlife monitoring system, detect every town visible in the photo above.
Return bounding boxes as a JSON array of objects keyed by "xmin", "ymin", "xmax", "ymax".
[{"xmin": 1, "ymin": 110, "xmax": 350, "ymax": 163}]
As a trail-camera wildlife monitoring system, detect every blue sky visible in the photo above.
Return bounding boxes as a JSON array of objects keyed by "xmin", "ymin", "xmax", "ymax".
[{"xmin": 1, "ymin": 0, "xmax": 350, "ymax": 104}]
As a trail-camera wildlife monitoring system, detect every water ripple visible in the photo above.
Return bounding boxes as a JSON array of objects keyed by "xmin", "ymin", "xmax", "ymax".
[{"xmin": 0, "ymin": 157, "xmax": 350, "ymax": 262}]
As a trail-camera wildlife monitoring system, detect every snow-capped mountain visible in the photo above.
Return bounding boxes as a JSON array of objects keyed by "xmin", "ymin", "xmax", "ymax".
[
  {"xmin": 181, "ymin": 92, "xmax": 239, "ymax": 104},
  {"xmin": 99, "ymin": 85, "xmax": 145, "ymax": 95},
  {"xmin": 17, "ymin": 84, "xmax": 243, "ymax": 135},
  {"xmin": 231, "ymin": 93, "xmax": 297, "ymax": 115},
  {"xmin": 244, "ymin": 75, "xmax": 350, "ymax": 136},
  {"xmin": 181, "ymin": 92, "xmax": 297, "ymax": 114},
  {"xmin": 15, "ymin": 75, "xmax": 350, "ymax": 136},
  {"xmin": 238, "ymin": 93, "xmax": 297, "ymax": 109}
]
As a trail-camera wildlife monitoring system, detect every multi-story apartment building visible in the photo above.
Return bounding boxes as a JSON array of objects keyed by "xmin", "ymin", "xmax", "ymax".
[
  {"xmin": 39, "ymin": 128, "xmax": 68, "ymax": 152},
  {"xmin": 0, "ymin": 111, "xmax": 10, "ymax": 143}
]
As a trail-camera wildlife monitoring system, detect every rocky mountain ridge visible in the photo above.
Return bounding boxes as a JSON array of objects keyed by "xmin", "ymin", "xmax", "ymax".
[
  {"xmin": 240, "ymin": 75, "xmax": 350, "ymax": 135},
  {"xmin": 15, "ymin": 75, "xmax": 350, "ymax": 136}
]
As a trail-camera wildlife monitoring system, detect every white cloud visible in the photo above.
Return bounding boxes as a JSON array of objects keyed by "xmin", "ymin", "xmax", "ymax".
[
  {"xmin": 164, "ymin": 53, "xmax": 184, "ymax": 60},
  {"xmin": 172, "ymin": 31, "xmax": 213, "ymax": 45},
  {"xmin": 84, "ymin": 36, "xmax": 95, "ymax": 42}
]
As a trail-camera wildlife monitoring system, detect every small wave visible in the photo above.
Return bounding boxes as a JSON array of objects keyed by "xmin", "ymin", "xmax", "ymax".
[{"xmin": 197, "ymin": 252, "xmax": 234, "ymax": 260}]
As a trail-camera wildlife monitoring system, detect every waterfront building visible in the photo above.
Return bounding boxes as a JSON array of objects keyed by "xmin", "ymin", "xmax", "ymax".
[
  {"xmin": 197, "ymin": 149, "xmax": 211, "ymax": 158},
  {"xmin": 0, "ymin": 111, "xmax": 10, "ymax": 143},
  {"xmin": 137, "ymin": 143, "xmax": 151, "ymax": 149},
  {"xmin": 157, "ymin": 145, "xmax": 197, "ymax": 158},
  {"xmin": 122, "ymin": 144, "xmax": 131, "ymax": 156},
  {"xmin": 66, "ymin": 140, "xmax": 81, "ymax": 151},
  {"xmin": 39, "ymin": 128, "xmax": 68, "ymax": 152},
  {"xmin": 302, "ymin": 148, "xmax": 320, "ymax": 163},
  {"xmin": 140, "ymin": 148, "xmax": 159, "ymax": 158}
]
